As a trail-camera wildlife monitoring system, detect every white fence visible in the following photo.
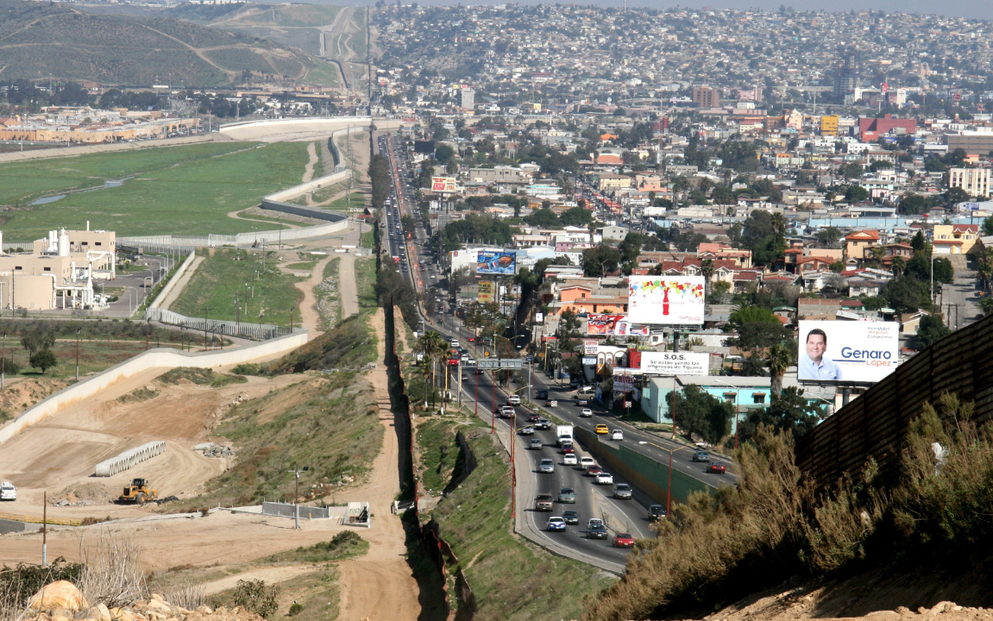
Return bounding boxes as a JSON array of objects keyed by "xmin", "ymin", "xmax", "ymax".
[
  {"xmin": 95, "ymin": 441, "xmax": 166, "ymax": 477},
  {"xmin": 145, "ymin": 306, "xmax": 296, "ymax": 341}
]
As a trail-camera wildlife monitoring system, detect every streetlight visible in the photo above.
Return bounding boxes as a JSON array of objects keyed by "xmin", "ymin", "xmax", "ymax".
[
  {"xmin": 656, "ymin": 444, "xmax": 696, "ymax": 517},
  {"xmin": 287, "ymin": 466, "xmax": 309, "ymax": 530},
  {"xmin": 75, "ymin": 328, "xmax": 81, "ymax": 381},
  {"xmin": 125, "ymin": 286, "xmax": 139, "ymax": 316}
]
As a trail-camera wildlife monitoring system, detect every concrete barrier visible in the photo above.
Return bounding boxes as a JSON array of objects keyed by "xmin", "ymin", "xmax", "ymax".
[
  {"xmin": 0, "ymin": 330, "xmax": 308, "ymax": 446},
  {"xmin": 146, "ymin": 251, "xmax": 196, "ymax": 311}
]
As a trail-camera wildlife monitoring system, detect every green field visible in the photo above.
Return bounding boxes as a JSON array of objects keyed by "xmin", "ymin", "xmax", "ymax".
[
  {"xmin": 170, "ymin": 249, "xmax": 303, "ymax": 327},
  {"xmin": 0, "ymin": 142, "xmax": 312, "ymax": 240}
]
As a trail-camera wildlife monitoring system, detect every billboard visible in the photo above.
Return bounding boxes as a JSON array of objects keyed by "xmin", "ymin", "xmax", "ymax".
[
  {"xmin": 586, "ymin": 314, "xmax": 650, "ymax": 336},
  {"xmin": 797, "ymin": 320, "xmax": 900, "ymax": 383},
  {"xmin": 641, "ymin": 352, "xmax": 710, "ymax": 376},
  {"xmin": 476, "ymin": 250, "xmax": 517, "ymax": 275},
  {"xmin": 628, "ymin": 277, "xmax": 706, "ymax": 325},
  {"xmin": 583, "ymin": 339, "xmax": 598, "ymax": 355},
  {"xmin": 431, "ymin": 177, "xmax": 459, "ymax": 193},
  {"xmin": 478, "ymin": 280, "xmax": 495, "ymax": 303},
  {"xmin": 582, "ymin": 356, "xmax": 597, "ymax": 365}
]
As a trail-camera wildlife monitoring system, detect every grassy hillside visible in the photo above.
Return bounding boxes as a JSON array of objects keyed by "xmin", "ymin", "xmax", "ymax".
[{"xmin": 0, "ymin": 0, "xmax": 335, "ymax": 86}]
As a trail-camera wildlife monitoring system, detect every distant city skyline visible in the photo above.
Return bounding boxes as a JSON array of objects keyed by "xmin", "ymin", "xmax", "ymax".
[{"xmin": 338, "ymin": 0, "xmax": 991, "ymax": 21}]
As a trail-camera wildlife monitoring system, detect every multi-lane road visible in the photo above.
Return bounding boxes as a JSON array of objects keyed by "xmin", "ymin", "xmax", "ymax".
[{"xmin": 375, "ymin": 131, "xmax": 737, "ymax": 571}]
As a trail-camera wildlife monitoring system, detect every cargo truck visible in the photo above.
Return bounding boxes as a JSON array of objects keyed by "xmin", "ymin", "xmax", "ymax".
[{"xmin": 556, "ymin": 425, "xmax": 574, "ymax": 446}]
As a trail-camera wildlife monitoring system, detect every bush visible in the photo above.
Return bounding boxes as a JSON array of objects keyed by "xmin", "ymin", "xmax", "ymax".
[
  {"xmin": 288, "ymin": 603, "xmax": 303, "ymax": 616},
  {"xmin": 232, "ymin": 579, "xmax": 279, "ymax": 619},
  {"xmin": 0, "ymin": 558, "xmax": 83, "ymax": 616}
]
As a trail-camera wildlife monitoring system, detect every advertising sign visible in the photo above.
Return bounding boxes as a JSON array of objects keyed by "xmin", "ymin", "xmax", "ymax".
[
  {"xmin": 535, "ymin": 312, "xmax": 544, "ymax": 323},
  {"xmin": 640, "ymin": 352, "xmax": 710, "ymax": 376},
  {"xmin": 476, "ymin": 250, "xmax": 517, "ymax": 275},
  {"xmin": 478, "ymin": 280, "xmax": 495, "ymax": 303},
  {"xmin": 614, "ymin": 375, "xmax": 635, "ymax": 394},
  {"xmin": 431, "ymin": 177, "xmax": 459, "ymax": 193},
  {"xmin": 582, "ymin": 357, "xmax": 597, "ymax": 365},
  {"xmin": 583, "ymin": 339, "xmax": 598, "ymax": 355},
  {"xmin": 628, "ymin": 277, "xmax": 706, "ymax": 325},
  {"xmin": 797, "ymin": 320, "xmax": 900, "ymax": 383},
  {"xmin": 586, "ymin": 314, "xmax": 650, "ymax": 336}
]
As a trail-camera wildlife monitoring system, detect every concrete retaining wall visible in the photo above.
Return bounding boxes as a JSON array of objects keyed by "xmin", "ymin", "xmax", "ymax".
[
  {"xmin": 265, "ymin": 170, "xmax": 350, "ymax": 202},
  {"xmin": 147, "ymin": 251, "xmax": 196, "ymax": 310},
  {"xmin": 575, "ymin": 427, "xmax": 714, "ymax": 506},
  {"xmin": 262, "ymin": 501, "xmax": 331, "ymax": 520},
  {"xmin": 0, "ymin": 330, "xmax": 308, "ymax": 446}
]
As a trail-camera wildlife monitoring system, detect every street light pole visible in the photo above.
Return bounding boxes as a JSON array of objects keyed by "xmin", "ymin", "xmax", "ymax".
[{"xmin": 75, "ymin": 328, "xmax": 80, "ymax": 381}]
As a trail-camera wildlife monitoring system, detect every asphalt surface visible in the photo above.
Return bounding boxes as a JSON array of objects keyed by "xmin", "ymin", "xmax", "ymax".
[{"xmin": 378, "ymin": 132, "xmax": 738, "ymax": 571}]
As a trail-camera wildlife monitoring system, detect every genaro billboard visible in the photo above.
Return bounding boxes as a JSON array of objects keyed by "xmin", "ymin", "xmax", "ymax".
[
  {"xmin": 476, "ymin": 250, "xmax": 517, "ymax": 275},
  {"xmin": 797, "ymin": 320, "xmax": 900, "ymax": 383},
  {"xmin": 640, "ymin": 352, "xmax": 710, "ymax": 376},
  {"xmin": 586, "ymin": 314, "xmax": 650, "ymax": 336},
  {"xmin": 628, "ymin": 276, "xmax": 706, "ymax": 325},
  {"xmin": 477, "ymin": 280, "xmax": 495, "ymax": 303}
]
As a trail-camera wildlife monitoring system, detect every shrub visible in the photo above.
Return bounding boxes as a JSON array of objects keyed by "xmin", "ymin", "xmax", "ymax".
[
  {"xmin": 232, "ymin": 579, "xmax": 279, "ymax": 619},
  {"xmin": 288, "ymin": 603, "xmax": 303, "ymax": 616}
]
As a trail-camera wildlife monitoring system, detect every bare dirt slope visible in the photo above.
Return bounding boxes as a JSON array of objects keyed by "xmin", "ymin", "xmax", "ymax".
[{"xmin": 334, "ymin": 307, "xmax": 420, "ymax": 621}]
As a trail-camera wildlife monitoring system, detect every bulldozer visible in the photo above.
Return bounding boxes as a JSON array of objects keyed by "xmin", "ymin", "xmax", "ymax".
[{"xmin": 118, "ymin": 478, "xmax": 158, "ymax": 504}]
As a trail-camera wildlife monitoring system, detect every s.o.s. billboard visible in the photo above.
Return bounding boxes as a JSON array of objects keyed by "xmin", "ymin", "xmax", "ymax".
[
  {"xmin": 628, "ymin": 277, "xmax": 705, "ymax": 325},
  {"xmin": 797, "ymin": 320, "xmax": 900, "ymax": 383}
]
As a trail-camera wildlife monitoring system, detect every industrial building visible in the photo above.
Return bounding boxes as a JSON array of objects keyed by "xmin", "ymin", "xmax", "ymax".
[{"xmin": 0, "ymin": 225, "xmax": 116, "ymax": 311}]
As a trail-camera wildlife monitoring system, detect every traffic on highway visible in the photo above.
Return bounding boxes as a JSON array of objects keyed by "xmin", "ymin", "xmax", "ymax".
[{"xmin": 375, "ymin": 131, "xmax": 737, "ymax": 571}]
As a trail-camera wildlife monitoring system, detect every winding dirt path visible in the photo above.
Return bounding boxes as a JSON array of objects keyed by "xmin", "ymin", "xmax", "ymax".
[
  {"xmin": 301, "ymin": 142, "xmax": 318, "ymax": 184},
  {"xmin": 334, "ymin": 307, "xmax": 420, "ymax": 621},
  {"xmin": 289, "ymin": 255, "xmax": 333, "ymax": 337}
]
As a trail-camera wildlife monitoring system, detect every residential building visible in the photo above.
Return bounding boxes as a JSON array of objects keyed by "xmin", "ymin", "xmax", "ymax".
[{"xmin": 948, "ymin": 167, "xmax": 991, "ymax": 198}]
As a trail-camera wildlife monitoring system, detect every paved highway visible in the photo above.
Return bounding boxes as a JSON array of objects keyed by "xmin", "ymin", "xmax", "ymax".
[{"xmin": 377, "ymin": 132, "xmax": 739, "ymax": 572}]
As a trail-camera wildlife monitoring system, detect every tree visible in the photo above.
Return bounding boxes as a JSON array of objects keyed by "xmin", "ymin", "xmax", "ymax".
[
  {"xmin": 434, "ymin": 144, "xmax": 455, "ymax": 164},
  {"xmin": 667, "ymin": 385, "xmax": 734, "ymax": 445},
  {"xmin": 766, "ymin": 343, "xmax": 796, "ymax": 403},
  {"xmin": 816, "ymin": 226, "xmax": 842, "ymax": 247},
  {"xmin": 945, "ymin": 187, "xmax": 970, "ymax": 205},
  {"xmin": 844, "ymin": 184, "xmax": 869, "ymax": 203},
  {"xmin": 21, "ymin": 329, "xmax": 56, "ymax": 355},
  {"xmin": 30, "ymin": 349, "xmax": 57, "ymax": 375},
  {"xmin": 884, "ymin": 276, "xmax": 930, "ymax": 314},
  {"xmin": 559, "ymin": 206, "xmax": 592, "ymax": 227},
  {"xmin": 736, "ymin": 386, "xmax": 825, "ymax": 443},
  {"xmin": 523, "ymin": 207, "xmax": 560, "ymax": 228},
  {"xmin": 890, "ymin": 256, "xmax": 906, "ymax": 278},
  {"xmin": 932, "ymin": 257, "xmax": 954, "ymax": 285},
  {"xmin": 700, "ymin": 259, "xmax": 715, "ymax": 307},
  {"xmin": 915, "ymin": 315, "xmax": 949, "ymax": 349},
  {"xmin": 581, "ymin": 245, "xmax": 622, "ymax": 277},
  {"xmin": 983, "ymin": 216, "xmax": 993, "ymax": 238}
]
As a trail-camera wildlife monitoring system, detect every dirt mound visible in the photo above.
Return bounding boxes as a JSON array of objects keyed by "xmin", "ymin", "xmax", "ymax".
[
  {"xmin": 51, "ymin": 482, "xmax": 112, "ymax": 506},
  {"xmin": 0, "ymin": 377, "xmax": 74, "ymax": 421}
]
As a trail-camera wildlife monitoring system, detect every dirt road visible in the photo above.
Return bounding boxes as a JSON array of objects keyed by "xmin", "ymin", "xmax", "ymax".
[
  {"xmin": 338, "ymin": 253, "xmax": 359, "ymax": 318},
  {"xmin": 292, "ymin": 255, "xmax": 334, "ymax": 336},
  {"xmin": 334, "ymin": 308, "xmax": 420, "ymax": 621}
]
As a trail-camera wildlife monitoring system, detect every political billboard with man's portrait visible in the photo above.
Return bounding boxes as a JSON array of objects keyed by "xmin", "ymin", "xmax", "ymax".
[{"xmin": 797, "ymin": 320, "xmax": 900, "ymax": 384}]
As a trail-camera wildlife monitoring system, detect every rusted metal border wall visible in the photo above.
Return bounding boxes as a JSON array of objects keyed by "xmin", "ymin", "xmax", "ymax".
[{"xmin": 795, "ymin": 314, "xmax": 993, "ymax": 487}]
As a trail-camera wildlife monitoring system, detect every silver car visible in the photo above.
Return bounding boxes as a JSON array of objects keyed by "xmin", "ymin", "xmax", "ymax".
[
  {"xmin": 539, "ymin": 458, "xmax": 555, "ymax": 473},
  {"xmin": 613, "ymin": 483, "xmax": 633, "ymax": 499}
]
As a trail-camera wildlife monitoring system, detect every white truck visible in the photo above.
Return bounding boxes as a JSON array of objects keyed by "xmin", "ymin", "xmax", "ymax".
[{"xmin": 556, "ymin": 425, "xmax": 574, "ymax": 446}]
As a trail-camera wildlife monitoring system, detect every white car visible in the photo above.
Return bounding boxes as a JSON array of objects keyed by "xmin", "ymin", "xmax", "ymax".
[
  {"xmin": 579, "ymin": 456, "xmax": 596, "ymax": 470},
  {"xmin": 0, "ymin": 481, "xmax": 16, "ymax": 501},
  {"xmin": 610, "ymin": 429, "xmax": 624, "ymax": 441},
  {"xmin": 508, "ymin": 395, "xmax": 521, "ymax": 405},
  {"xmin": 562, "ymin": 453, "xmax": 578, "ymax": 466},
  {"xmin": 580, "ymin": 408, "xmax": 593, "ymax": 417},
  {"xmin": 539, "ymin": 458, "xmax": 555, "ymax": 473},
  {"xmin": 595, "ymin": 472, "xmax": 614, "ymax": 485}
]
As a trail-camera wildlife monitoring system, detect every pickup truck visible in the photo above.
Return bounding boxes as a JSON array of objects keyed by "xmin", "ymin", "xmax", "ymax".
[{"xmin": 534, "ymin": 494, "xmax": 554, "ymax": 511}]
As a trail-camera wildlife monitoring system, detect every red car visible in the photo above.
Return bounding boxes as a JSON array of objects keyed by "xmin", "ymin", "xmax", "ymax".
[
  {"xmin": 613, "ymin": 533, "xmax": 635, "ymax": 548},
  {"xmin": 561, "ymin": 446, "xmax": 575, "ymax": 455},
  {"xmin": 586, "ymin": 465, "xmax": 602, "ymax": 477},
  {"xmin": 467, "ymin": 336, "xmax": 475, "ymax": 342},
  {"xmin": 707, "ymin": 463, "xmax": 727, "ymax": 474}
]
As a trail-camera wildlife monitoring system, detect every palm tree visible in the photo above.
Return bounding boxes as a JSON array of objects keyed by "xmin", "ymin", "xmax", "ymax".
[
  {"xmin": 700, "ymin": 258, "xmax": 715, "ymax": 306},
  {"xmin": 418, "ymin": 331, "xmax": 447, "ymax": 406},
  {"xmin": 767, "ymin": 343, "xmax": 795, "ymax": 403},
  {"xmin": 891, "ymin": 255, "xmax": 906, "ymax": 278}
]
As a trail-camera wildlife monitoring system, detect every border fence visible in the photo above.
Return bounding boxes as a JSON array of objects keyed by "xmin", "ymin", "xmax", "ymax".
[{"xmin": 795, "ymin": 313, "xmax": 993, "ymax": 488}]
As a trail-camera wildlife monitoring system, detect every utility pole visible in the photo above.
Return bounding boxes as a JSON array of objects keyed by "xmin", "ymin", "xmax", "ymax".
[
  {"xmin": 287, "ymin": 467, "xmax": 308, "ymax": 530},
  {"xmin": 75, "ymin": 328, "xmax": 80, "ymax": 381}
]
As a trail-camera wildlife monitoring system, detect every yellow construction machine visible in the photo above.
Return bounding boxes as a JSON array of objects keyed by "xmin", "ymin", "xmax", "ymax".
[{"xmin": 118, "ymin": 478, "xmax": 158, "ymax": 504}]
